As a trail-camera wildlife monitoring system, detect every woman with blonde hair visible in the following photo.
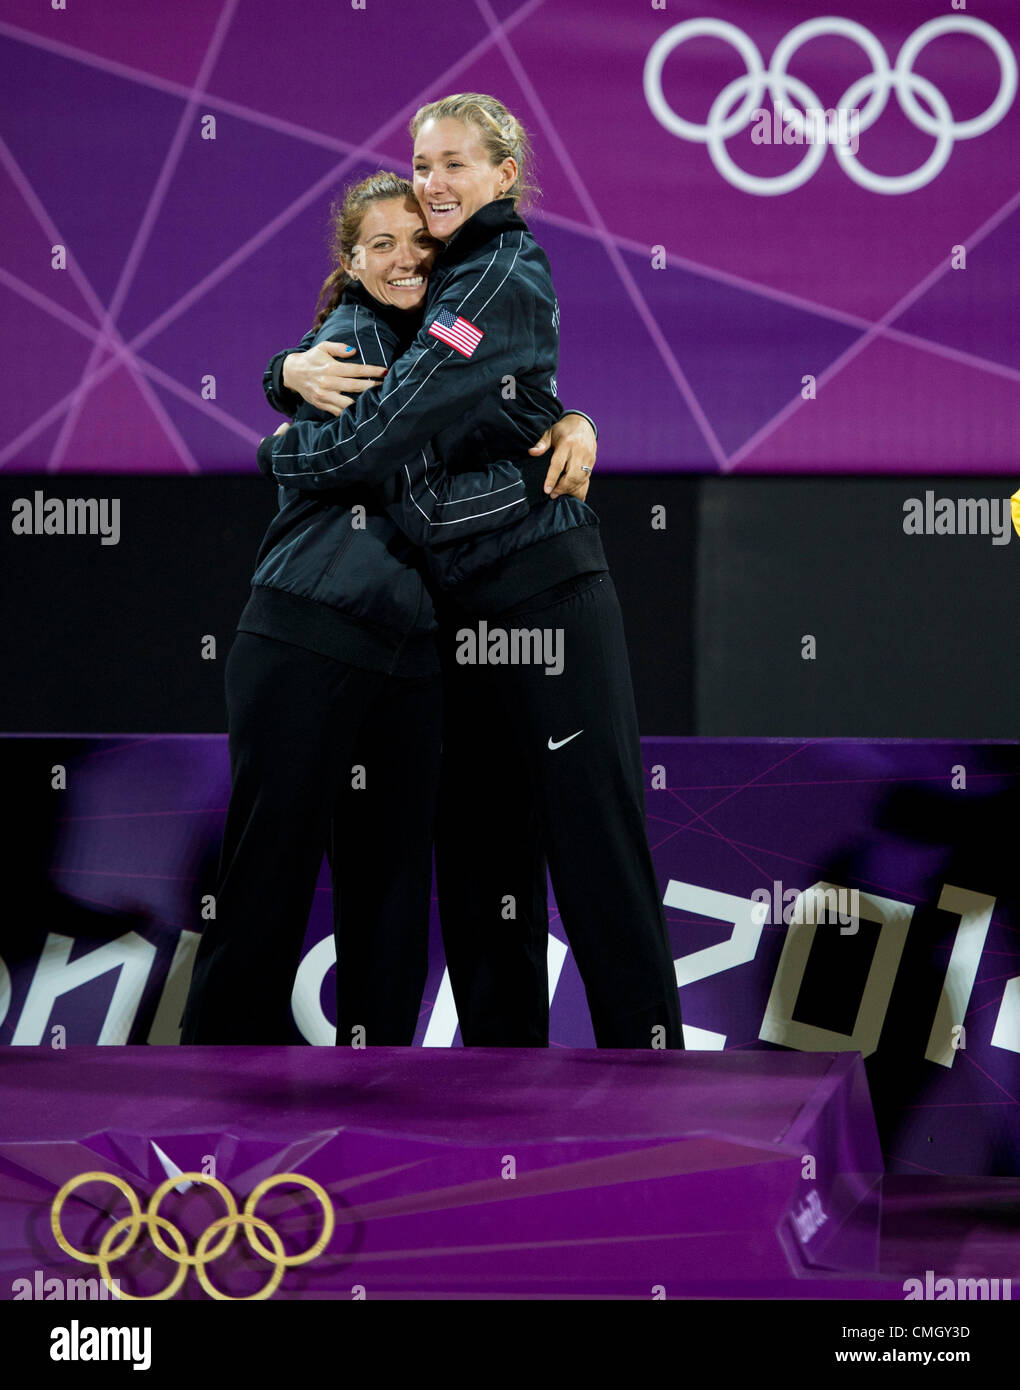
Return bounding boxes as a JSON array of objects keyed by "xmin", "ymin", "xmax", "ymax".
[
  {"xmin": 264, "ymin": 94, "xmax": 683, "ymax": 1050},
  {"xmin": 181, "ymin": 168, "xmax": 590, "ymax": 1044}
]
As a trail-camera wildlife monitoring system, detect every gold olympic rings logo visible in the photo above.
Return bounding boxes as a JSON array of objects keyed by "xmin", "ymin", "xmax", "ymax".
[{"xmin": 50, "ymin": 1170, "xmax": 334, "ymax": 1301}]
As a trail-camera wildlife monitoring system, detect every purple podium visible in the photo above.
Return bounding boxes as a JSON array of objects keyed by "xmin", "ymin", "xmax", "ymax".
[{"xmin": 0, "ymin": 1047, "xmax": 895, "ymax": 1299}]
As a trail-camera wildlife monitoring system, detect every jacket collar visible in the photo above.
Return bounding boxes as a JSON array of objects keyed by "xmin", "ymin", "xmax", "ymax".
[
  {"xmin": 341, "ymin": 280, "xmax": 421, "ymax": 348},
  {"xmin": 436, "ymin": 197, "xmax": 529, "ymax": 268}
]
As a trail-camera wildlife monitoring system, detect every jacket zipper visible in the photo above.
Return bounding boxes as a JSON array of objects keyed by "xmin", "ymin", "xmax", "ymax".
[
  {"xmin": 387, "ymin": 576, "xmax": 427, "ymax": 675},
  {"xmin": 325, "ymin": 527, "xmax": 356, "ymax": 577}
]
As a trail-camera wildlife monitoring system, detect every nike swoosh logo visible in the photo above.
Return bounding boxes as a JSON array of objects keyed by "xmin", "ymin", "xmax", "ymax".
[{"xmin": 548, "ymin": 730, "xmax": 583, "ymax": 750}]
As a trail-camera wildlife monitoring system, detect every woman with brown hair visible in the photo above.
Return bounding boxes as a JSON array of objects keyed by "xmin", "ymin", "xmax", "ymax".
[
  {"xmin": 180, "ymin": 170, "xmax": 592, "ymax": 1045},
  {"xmin": 264, "ymin": 94, "xmax": 684, "ymax": 1050}
]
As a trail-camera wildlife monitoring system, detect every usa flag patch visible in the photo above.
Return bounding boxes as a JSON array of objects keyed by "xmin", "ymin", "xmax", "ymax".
[{"xmin": 428, "ymin": 309, "xmax": 483, "ymax": 357}]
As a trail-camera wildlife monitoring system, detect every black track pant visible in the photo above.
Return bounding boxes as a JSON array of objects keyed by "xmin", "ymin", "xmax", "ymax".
[
  {"xmin": 180, "ymin": 633, "xmax": 442, "ymax": 1044},
  {"xmin": 434, "ymin": 573, "xmax": 683, "ymax": 1049}
]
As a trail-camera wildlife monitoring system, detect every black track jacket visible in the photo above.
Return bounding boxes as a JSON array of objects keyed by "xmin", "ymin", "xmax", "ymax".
[
  {"xmin": 241, "ymin": 281, "xmax": 529, "ymax": 676},
  {"xmin": 257, "ymin": 198, "xmax": 607, "ymax": 615}
]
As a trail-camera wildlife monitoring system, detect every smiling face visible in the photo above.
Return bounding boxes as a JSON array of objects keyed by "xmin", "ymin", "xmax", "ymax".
[
  {"xmin": 412, "ymin": 117, "xmax": 517, "ymax": 239},
  {"xmin": 343, "ymin": 196, "xmax": 440, "ymax": 310}
]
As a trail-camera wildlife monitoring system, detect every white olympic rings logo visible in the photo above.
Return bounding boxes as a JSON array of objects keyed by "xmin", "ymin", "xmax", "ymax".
[{"xmin": 644, "ymin": 16, "xmax": 1017, "ymax": 195}]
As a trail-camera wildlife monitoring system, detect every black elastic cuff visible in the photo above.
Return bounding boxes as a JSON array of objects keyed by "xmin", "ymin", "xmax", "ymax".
[
  {"xmin": 256, "ymin": 436, "xmax": 276, "ymax": 479},
  {"xmin": 564, "ymin": 408, "xmax": 598, "ymax": 440},
  {"xmin": 273, "ymin": 355, "xmax": 301, "ymax": 416}
]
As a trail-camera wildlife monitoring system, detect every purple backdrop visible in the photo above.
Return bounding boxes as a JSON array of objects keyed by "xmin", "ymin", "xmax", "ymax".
[
  {"xmin": 0, "ymin": 734, "xmax": 1016, "ymax": 1177},
  {"xmin": 1, "ymin": 0, "xmax": 1018, "ymax": 473}
]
